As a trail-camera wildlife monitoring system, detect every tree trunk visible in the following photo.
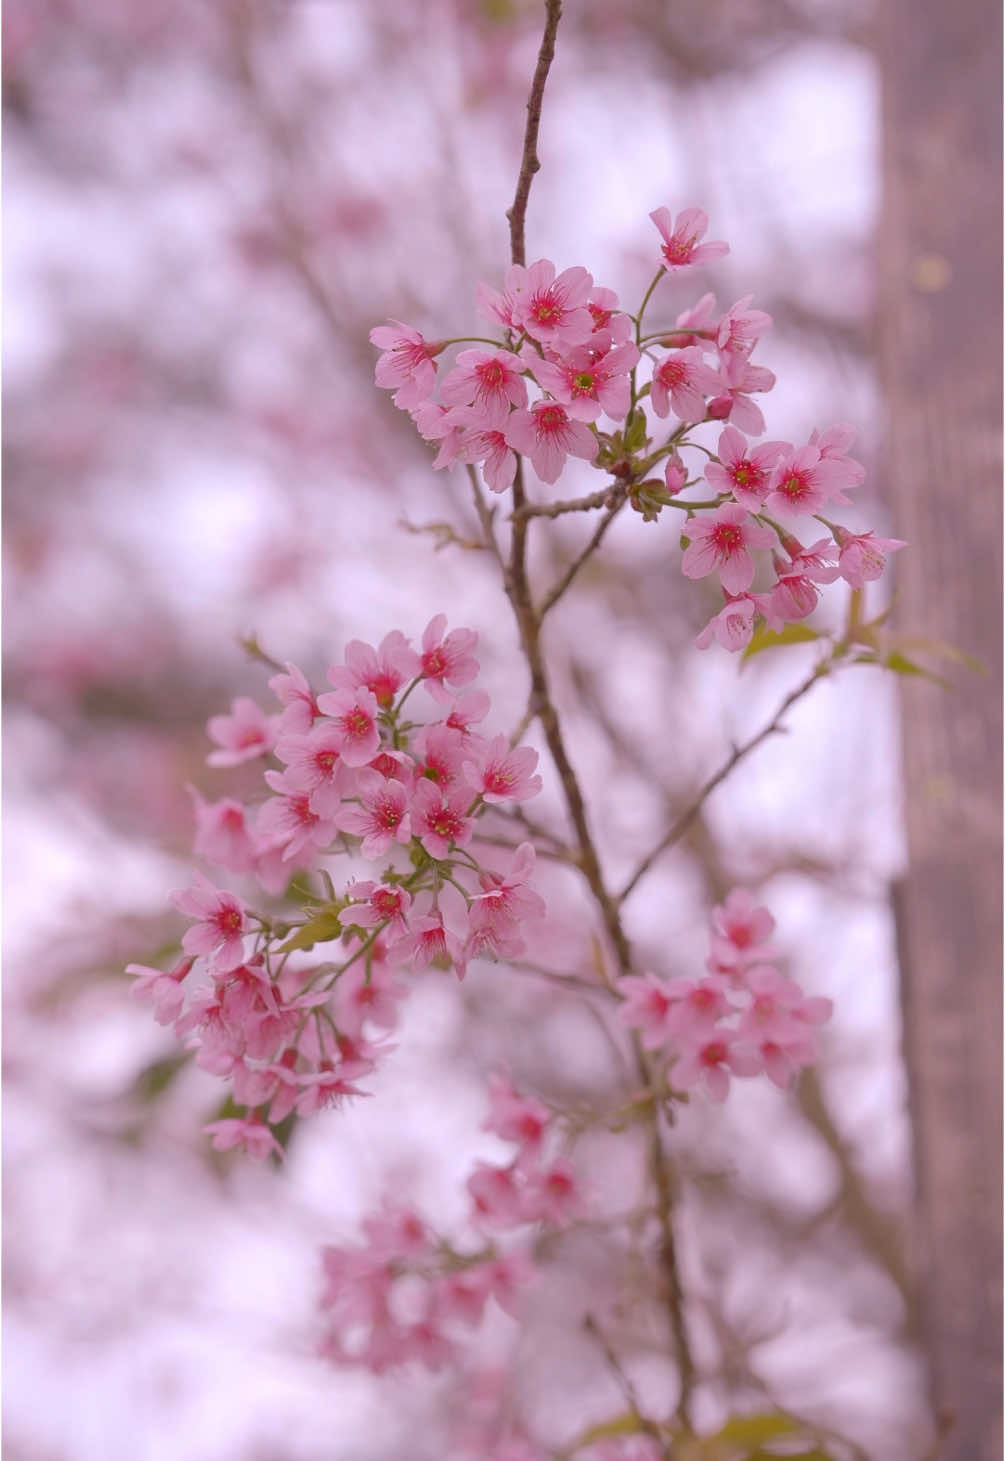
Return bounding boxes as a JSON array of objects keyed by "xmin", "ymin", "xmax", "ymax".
[{"xmin": 878, "ymin": 2, "xmax": 1002, "ymax": 1457}]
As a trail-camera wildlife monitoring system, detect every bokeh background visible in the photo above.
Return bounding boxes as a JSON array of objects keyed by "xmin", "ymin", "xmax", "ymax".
[{"xmin": 4, "ymin": 1, "xmax": 1000, "ymax": 1459}]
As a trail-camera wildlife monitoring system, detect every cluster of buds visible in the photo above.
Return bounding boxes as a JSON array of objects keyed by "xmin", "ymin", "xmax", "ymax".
[
  {"xmin": 129, "ymin": 617, "xmax": 548, "ymax": 1159},
  {"xmin": 371, "ymin": 204, "xmax": 903, "ymax": 654},
  {"xmin": 619, "ymin": 889, "xmax": 833, "ymax": 1101},
  {"xmin": 318, "ymin": 1073, "xmax": 578, "ymax": 1373}
]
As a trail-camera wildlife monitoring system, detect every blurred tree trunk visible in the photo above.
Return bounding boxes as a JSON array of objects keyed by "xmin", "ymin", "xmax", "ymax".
[{"xmin": 878, "ymin": 2, "xmax": 1002, "ymax": 1458}]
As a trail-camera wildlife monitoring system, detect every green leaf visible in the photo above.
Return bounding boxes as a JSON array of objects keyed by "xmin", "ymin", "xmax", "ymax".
[
  {"xmin": 131, "ymin": 1052, "xmax": 190, "ymax": 1103},
  {"xmin": 883, "ymin": 650, "xmax": 952, "ymax": 689},
  {"xmin": 889, "ymin": 635, "xmax": 987, "ymax": 676},
  {"xmin": 741, "ymin": 622, "xmax": 823, "ymax": 663},
  {"xmin": 279, "ymin": 906, "xmax": 343, "ymax": 953},
  {"xmin": 624, "ymin": 411, "xmax": 649, "ymax": 453},
  {"xmin": 711, "ymin": 1413, "xmax": 800, "ymax": 1448}
]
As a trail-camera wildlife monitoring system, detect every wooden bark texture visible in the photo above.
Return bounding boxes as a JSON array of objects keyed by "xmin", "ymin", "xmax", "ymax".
[{"xmin": 878, "ymin": 2, "xmax": 1003, "ymax": 1457}]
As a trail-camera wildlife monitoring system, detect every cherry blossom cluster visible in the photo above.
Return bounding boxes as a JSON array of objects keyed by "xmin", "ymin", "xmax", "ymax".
[
  {"xmin": 317, "ymin": 1072, "xmax": 579, "ymax": 1373},
  {"xmin": 128, "ymin": 617, "xmax": 548, "ymax": 1159},
  {"xmin": 371, "ymin": 205, "xmax": 903, "ymax": 653},
  {"xmin": 619, "ymin": 889, "xmax": 833, "ymax": 1102}
]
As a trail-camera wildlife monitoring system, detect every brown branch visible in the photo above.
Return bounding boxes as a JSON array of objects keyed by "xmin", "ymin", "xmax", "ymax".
[
  {"xmin": 539, "ymin": 494, "xmax": 629, "ymax": 617},
  {"xmin": 506, "ymin": 0, "xmax": 563, "ymax": 268},
  {"xmin": 513, "ymin": 484, "xmax": 617, "ymax": 520},
  {"xmin": 617, "ymin": 657, "xmax": 832, "ymax": 907}
]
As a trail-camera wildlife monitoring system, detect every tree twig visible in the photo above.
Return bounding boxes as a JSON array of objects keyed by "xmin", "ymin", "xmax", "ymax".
[
  {"xmin": 506, "ymin": 0, "xmax": 563, "ymax": 268},
  {"xmin": 617, "ymin": 657, "xmax": 832, "ymax": 907}
]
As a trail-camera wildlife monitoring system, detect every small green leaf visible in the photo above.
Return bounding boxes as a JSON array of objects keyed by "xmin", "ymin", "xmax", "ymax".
[
  {"xmin": 279, "ymin": 906, "xmax": 343, "ymax": 953},
  {"xmin": 883, "ymin": 651, "xmax": 952, "ymax": 689},
  {"xmin": 624, "ymin": 411, "xmax": 649, "ymax": 453},
  {"xmin": 131, "ymin": 1052, "xmax": 190, "ymax": 1103},
  {"xmin": 711, "ymin": 1412, "xmax": 800, "ymax": 1448},
  {"xmin": 741, "ymin": 622, "xmax": 823, "ymax": 662}
]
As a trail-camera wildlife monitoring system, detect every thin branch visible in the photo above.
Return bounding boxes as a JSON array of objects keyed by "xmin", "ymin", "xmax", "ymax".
[
  {"xmin": 513, "ymin": 485, "xmax": 617, "ymax": 520},
  {"xmin": 539, "ymin": 494, "xmax": 628, "ymax": 617},
  {"xmin": 617, "ymin": 657, "xmax": 832, "ymax": 907},
  {"xmin": 506, "ymin": 0, "xmax": 563, "ymax": 268}
]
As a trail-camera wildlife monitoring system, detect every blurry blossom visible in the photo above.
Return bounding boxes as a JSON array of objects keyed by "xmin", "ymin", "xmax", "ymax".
[{"xmin": 3, "ymin": 2, "xmax": 923, "ymax": 1459}]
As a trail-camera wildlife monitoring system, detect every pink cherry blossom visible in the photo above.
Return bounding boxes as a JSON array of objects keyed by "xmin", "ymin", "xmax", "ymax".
[
  {"xmin": 410, "ymin": 779, "xmax": 473, "ymax": 859},
  {"xmin": 509, "ymin": 259, "xmax": 594, "ymax": 347},
  {"xmin": 204, "ymin": 1117, "xmax": 284, "ymax": 1162},
  {"xmin": 649, "ymin": 205, "xmax": 729, "ymax": 270},
  {"xmin": 618, "ymin": 971, "xmax": 676, "ymax": 1049},
  {"xmin": 439, "ymin": 347, "xmax": 527, "ymax": 414},
  {"xmin": 260, "ymin": 767, "xmax": 340, "ymax": 861},
  {"xmin": 694, "ymin": 594, "xmax": 759, "ymax": 653},
  {"xmin": 419, "ymin": 614, "xmax": 479, "ymax": 699},
  {"xmin": 369, "ymin": 320, "xmax": 443, "ymax": 408},
  {"xmin": 333, "ymin": 961, "xmax": 408, "ymax": 1040},
  {"xmin": 765, "ymin": 444, "xmax": 855, "ymax": 519},
  {"xmin": 671, "ymin": 1028, "xmax": 760, "ymax": 1102},
  {"xmin": 171, "ymin": 872, "xmax": 248, "ymax": 972},
  {"xmin": 649, "ymin": 346, "xmax": 722, "ymax": 422},
  {"xmin": 585, "ymin": 285, "xmax": 634, "ymax": 343},
  {"xmin": 314, "ymin": 686, "xmax": 381, "ymax": 767},
  {"xmin": 268, "ymin": 662, "xmax": 320, "ymax": 734},
  {"xmin": 127, "ymin": 956, "xmax": 195, "ymax": 1025},
  {"xmin": 504, "ymin": 401, "xmax": 597, "ymax": 485},
  {"xmin": 716, "ymin": 294, "xmax": 773, "ymax": 356},
  {"xmin": 274, "ymin": 722, "xmax": 348, "ymax": 819},
  {"xmin": 834, "ymin": 526, "xmax": 906, "ymax": 588},
  {"xmin": 528, "ymin": 336, "xmax": 640, "ymax": 422},
  {"xmin": 326, "ymin": 631, "xmax": 419, "ymax": 708},
  {"xmin": 708, "ymin": 352, "xmax": 776, "ymax": 435},
  {"xmin": 206, "ymin": 696, "xmax": 279, "ymax": 767},
  {"xmin": 447, "ymin": 408, "xmax": 519, "ymax": 493},
  {"xmin": 704, "ymin": 426, "xmax": 786, "ymax": 510},
  {"xmin": 189, "ymin": 790, "xmax": 257, "ymax": 873},
  {"xmin": 681, "ymin": 504, "xmax": 774, "ymax": 595},
  {"xmin": 483, "ymin": 1071, "xmax": 551, "ymax": 1153},
  {"xmin": 338, "ymin": 770, "xmax": 411, "ymax": 858},
  {"xmin": 463, "ymin": 734, "xmax": 542, "ymax": 804}
]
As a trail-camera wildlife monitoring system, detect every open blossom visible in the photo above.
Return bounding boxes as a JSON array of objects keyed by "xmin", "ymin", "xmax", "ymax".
[
  {"xmin": 508, "ymin": 259, "xmax": 594, "ymax": 347},
  {"xmin": 206, "ymin": 696, "xmax": 278, "ymax": 767},
  {"xmin": 710, "ymin": 888, "xmax": 777, "ymax": 967},
  {"xmin": 333, "ymin": 961, "xmax": 408, "ymax": 1040},
  {"xmin": 527, "ymin": 336, "xmax": 640, "ymax": 422},
  {"xmin": 649, "ymin": 205, "xmax": 729, "ymax": 270},
  {"xmin": 204, "ymin": 1117, "xmax": 284, "ymax": 1162},
  {"xmin": 338, "ymin": 770, "xmax": 411, "ymax": 858},
  {"xmin": 504, "ymin": 401, "xmax": 596, "ymax": 484},
  {"xmin": 707, "ymin": 352, "xmax": 776, "ymax": 436},
  {"xmin": 260, "ymin": 767, "xmax": 340, "ymax": 861},
  {"xmin": 369, "ymin": 320, "xmax": 443, "ymax": 408},
  {"xmin": 681, "ymin": 503, "xmax": 774, "ymax": 595},
  {"xmin": 649, "ymin": 346, "xmax": 721, "ymax": 422},
  {"xmin": 274, "ymin": 722, "xmax": 347, "ymax": 819},
  {"xmin": 189, "ymin": 790, "xmax": 257, "ymax": 873},
  {"xmin": 585, "ymin": 285, "xmax": 633, "ymax": 343},
  {"xmin": 765, "ymin": 443, "xmax": 858, "ymax": 518},
  {"xmin": 171, "ymin": 873, "xmax": 247, "ymax": 972},
  {"xmin": 410, "ymin": 780, "xmax": 473, "ymax": 859},
  {"xmin": 717, "ymin": 294, "xmax": 773, "ymax": 356},
  {"xmin": 618, "ymin": 971, "xmax": 676, "ymax": 1049},
  {"xmin": 439, "ymin": 348, "xmax": 527, "ymax": 414},
  {"xmin": 419, "ymin": 614, "xmax": 479, "ymax": 699},
  {"xmin": 463, "ymin": 734, "xmax": 541, "ymax": 804},
  {"xmin": 834, "ymin": 526, "xmax": 906, "ymax": 588},
  {"xmin": 671, "ymin": 1027, "xmax": 760, "ymax": 1102},
  {"xmin": 694, "ymin": 594, "xmax": 759, "ymax": 653},
  {"xmin": 127, "ymin": 956, "xmax": 195, "ymax": 1025},
  {"xmin": 326, "ymin": 632, "xmax": 419, "ymax": 708},
  {"xmin": 268, "ymin": 661, "xmax": 320, "ymax": 734},
  {"xmin": 314, "ymin": 686, "xmax": 381, "ymax": 767},
  {"xmin": 447, "ymin": 408, "xmax": 519, "ymax": 493},
  {"xmin": 705, "ymin": 426, "xmax": 785, "ymax": 510}
]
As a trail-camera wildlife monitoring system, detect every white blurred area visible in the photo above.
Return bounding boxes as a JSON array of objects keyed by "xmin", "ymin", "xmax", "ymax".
[{"xmin": 4, "ymin": 2, "xmax": 925, "ymax": 1458}]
